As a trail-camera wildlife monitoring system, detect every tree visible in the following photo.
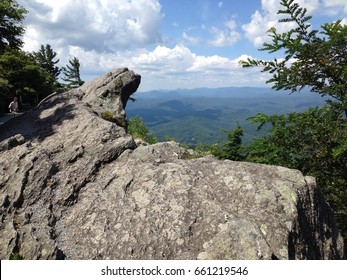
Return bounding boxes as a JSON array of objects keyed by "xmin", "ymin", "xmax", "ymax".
[
  {"xmin": 246, "ymin": 106, "xmax": 347, "ymax": 254},
  {"xmin": 241, "ymin": 0, "xmax": 347, "ymax": 255},
  {"xmin": 127, "ymin": 115, "xmax": 157, "ymax": 144},
  {"xmin": 247, "ymin": 107, "xmax": 346, "ymax": 189},
  {"xmin": 0, "ymin": 0, "xmax": 27, "ymax": 53},
  {"xmin": 0, "ymin": 64, "xmax": 11, "ymax": 113},
  {"xmin": 0, "ymin": 49, "xmax": 50, "ymax": 109},
  {"xmin": 0, "ymin": 0, "xmax": 28, "ymax": 113},
  {"xmin": 62, "ymin": 57, "xmax": 84, "ymax": 89},
  {"xmin": 32, "ymin": 44, "xmax": 61, "ymax": 92},
  {"xmin": 212, "ymin": 125, "xmax": 246, "ymax": 161},
  {"xmin": 242, "ymin": 0, "xmax": 347, "ymax": 116}
]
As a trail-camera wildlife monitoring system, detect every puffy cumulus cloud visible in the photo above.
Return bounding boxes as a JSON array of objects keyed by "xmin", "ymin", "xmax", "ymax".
[
  {"xmin": 208, "ymin": 20, "xmax": 242, "ymax": 47},
  {"xmin": 187, "ymin": 54, "xmax": 235, "ymax": 73},
  {"xmin": 18, "ymin": 0, "xmax": 163, "ymax": 52},
  {"xmin": 64, "ymin": 44, "xmax": 268, "ymax": 91},
  {"xmin": 242, "ymin": 0, "xmax": 320, "ymax": 48},
  {"xmin": 134, "ymin": 48, "xmax": 267, "ymax": 90},
  {"xmin": 132, "ymin": 45, "xmax": 196, "ymax": 75}
]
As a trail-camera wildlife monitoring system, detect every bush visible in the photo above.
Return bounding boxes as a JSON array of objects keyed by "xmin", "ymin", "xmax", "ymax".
[
  {"xmin": 101, "ymin": 111, "xmax": 117, "ymax": 123},
  {"xmin": 128, "ymin": 115, "xmax": 157, "ymax": 144}
]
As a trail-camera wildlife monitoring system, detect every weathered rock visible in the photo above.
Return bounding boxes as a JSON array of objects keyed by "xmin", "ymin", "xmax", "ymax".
[
  {"xmin": 0, "ymin": 68, "xmax": 344, "ymax": 260},
  {"xmin": 0, "ymin": 134, "xmax": 25, "ymax": 151},
  {"xmin": 81, "ymin": 68, "xmax": 141, "ymax": 127}
]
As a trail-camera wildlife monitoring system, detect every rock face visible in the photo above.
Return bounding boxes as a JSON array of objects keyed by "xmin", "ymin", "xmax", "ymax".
[{"xmin": 0, "ymin": 68, "xmax": 344, "ymax": 260}]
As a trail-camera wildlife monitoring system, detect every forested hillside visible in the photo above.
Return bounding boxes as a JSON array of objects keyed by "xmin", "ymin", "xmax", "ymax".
[
  {"xmin": 1, "ymin": 0, "xmax": 346, "ymax": 258},
  {"xmin": 128, "ymin": 0, "xmax": 347, "ymax": 257},
  {"xmin": 127, "ymin": 87, "xmax": 327, "ymax": 146}
]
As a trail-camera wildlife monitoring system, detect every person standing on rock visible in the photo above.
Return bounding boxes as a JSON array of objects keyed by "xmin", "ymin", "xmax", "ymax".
[{"xmin": 8, "ymin": 96, "xmax": 19, "ymax": 116}]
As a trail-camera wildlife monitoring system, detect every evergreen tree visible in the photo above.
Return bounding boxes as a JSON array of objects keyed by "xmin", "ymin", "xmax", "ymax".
[
  {"xmin": 32, "ymin": 44, "xmax": 61, "ymax": 92},
  {"xmin": 0, "ymin": 49, "xmax": 49, "ymax": 108},
  {"xmin": 241, "ymin": 0, "xmax": 347, "ymax": 255},
  {"xmin": 246, "ymin": 106, "xmax": 347, "ymax": 255},
  {"xmin": 212, "ymin": 125, "xmax": 246, "ymax": 161},
  {"xmin": 0, "ymin": 0, "xmax": 27, "ymax": 53},
  {"xmin": 242, "ymin": 0, "xmax": 347, "ymax": 116},
  {"xmin": 62, "ymin": 57, "xmax": 84, "ymax": 89},
  {"xmin": 0, "ymin": 63, "xmax": 10, "ymax": 113},
  {"xmin": 0, "ymin": 0, "xmax": 27, "ymax": 113}
]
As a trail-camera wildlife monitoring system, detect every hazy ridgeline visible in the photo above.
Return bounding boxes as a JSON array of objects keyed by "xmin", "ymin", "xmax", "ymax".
[{"xmin": 127, "ymin": 87, "xmax": 327, "ymax": 146}]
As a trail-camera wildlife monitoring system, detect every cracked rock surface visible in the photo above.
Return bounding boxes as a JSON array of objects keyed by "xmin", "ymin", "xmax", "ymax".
[{"xmin": 0, "ymin": 68, "xmax": 344, "ymax": 259}]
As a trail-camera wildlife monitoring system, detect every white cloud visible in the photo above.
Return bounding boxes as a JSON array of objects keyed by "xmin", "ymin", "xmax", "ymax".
[
  {"xmin": 322, "ymin": 0, "xmax": 347, "ymax": 17},
  {"xmin": 15, "ymin": 0, "xmax": 272, "ymax": 91},
  {"xmin": 182, "ymin": 32, "xmax": 202, "ymax": 45},
  {"xmin": 187, "ymin": 55, "xmax": 234, "ymax": 73},
  {"xmin": 242, "ymin": 0, "xmax": 320, "ymax": 48},
  {"xmin": 133, "ymin": 45, "xmax": 195, "ymax": 72},
  {"xmin": 218, "ymin": 2, "xmax": 223, "ymax": 8},
  {"xmin": 18, "ymin": 0, "xmax": 163, "ymax": 52},
  {"xmin": 135, "ymin": 47, "xmax": 266, "ymax": 90},
  {"xmin": 297, "ymin": 0, "xmax": 320, "ymax": 12},
  {"xmin": 208, "ymin": 20, "xmax": 241, "ymax": 47},
  {"xmin": 242, "ymin": 10, "xmax": 277, "ymax": 48},
  {"xmin": 64, "ymin": 44, "xmax": 269, "ymax": 91}
]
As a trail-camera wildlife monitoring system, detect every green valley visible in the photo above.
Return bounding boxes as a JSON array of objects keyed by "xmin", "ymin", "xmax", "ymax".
[{"xmin": 126, "ymin": 87, "xmax": 327, "ymax": 146}]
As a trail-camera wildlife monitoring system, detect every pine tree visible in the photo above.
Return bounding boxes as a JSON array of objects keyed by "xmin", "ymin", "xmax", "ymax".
[
  {"xmin": 242, "ymin": 0, "xmax": 347, "ymax": 116},
  {"xmin": 32, "ymin": 44, "xmax": 61, "ymax": 92},
  {"xmin": 222, "ymin": 125, "xmax": 245, "ymax": 161},
  {"xmin": 241, "ymin": 0, "xmax": 347, "ymax": 255},
  {"xmin": 211, "ymin": 125, "xmax": 246, "ymax": 161},
  {"xmin": 62, "ymin": 57, "xmax": 84, "ymax": 89}
]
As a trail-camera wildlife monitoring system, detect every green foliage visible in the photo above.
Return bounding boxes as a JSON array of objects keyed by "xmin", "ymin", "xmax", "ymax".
[
  {"xmin": 0, "ymin": 49, "xmax": 50, "ymax": 111},
  {"xmin": 191, "ymin": 144, "xmax": 213, "ymax": 158},
  {"xmin": 0, "ymin": 0, "xmax": 29, "ymax": 113},
  {"xmin": 0, "ymin": 68, "xmax": 10, "ymax": 113},
  {"xmin": 241, "ymin": 0, "xmax": 347, "ymax": 256},
  {"xmin": 241, "ymin": 0, "xmax": 347, "ymax": 115},
  {"xmin": 247, "ymin": 107, "xmax": 346, "ymax": 194},
  {"xmin": 0, "ymin": 6, "xmax": 64, "ymax": 112},
  {"xmin": 212, "ymin": 125, "xmax": 246, "ymax": 161},
  {"xmin": 165, "ymin": 135, "xmax": 177, "ymax": 142},
  {"xmin": 101, "ymin": 111, "xmax": 117, "ymax": 123},
  {"xmin": 127, "ymin": 88, "xmax": 327, "ymax": 148},
  {"xmin": 246, "ymin": 106, "xmax": 347, "ymax": 255},
  {"xmin": 32, "ymin": 44, "xmax": 62, "ymax": 92},
  {"xmin": 62, "ymin": 57, "xmax": 84, "ymax": 89},
  {"xmin": 0, "ymin": 0, "xmax": 27, "ymax": 53},
  {"xmin": 9, "ymin": 251, "xmax": 23, "ymax": 260},
  {"xmin": 0, "ymin": 2, "xmax": 84, "ymax": 110},
  {"xmin": 128, "ymin": 115, "xmax": 157, "ymax": 144}
]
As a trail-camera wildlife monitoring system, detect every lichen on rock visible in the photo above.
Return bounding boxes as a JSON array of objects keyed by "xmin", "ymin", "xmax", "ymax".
[{"xmin": 0, "ymin": 68, "xmax": 344, "ymax": 260}]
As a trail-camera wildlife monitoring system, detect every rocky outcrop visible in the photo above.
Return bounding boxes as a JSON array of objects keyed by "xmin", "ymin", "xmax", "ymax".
[{"xmin": 0, "ymin": 68, "xmax": 344, "ymax": 260}]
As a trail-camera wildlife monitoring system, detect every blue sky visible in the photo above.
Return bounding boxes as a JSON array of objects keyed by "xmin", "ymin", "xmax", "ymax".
[
  {"xmin": 18, "ymin": 0, "xmax": 347, "ymax": 91},
  {"xmin": 160, "ymin": 0, "xmax": 262, "ymax": 56}
]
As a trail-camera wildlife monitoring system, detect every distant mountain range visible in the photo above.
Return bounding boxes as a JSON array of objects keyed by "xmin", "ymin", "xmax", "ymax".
[{"xmin": 126, "ymin": 87, "xmax": 328, "ymax": 146}]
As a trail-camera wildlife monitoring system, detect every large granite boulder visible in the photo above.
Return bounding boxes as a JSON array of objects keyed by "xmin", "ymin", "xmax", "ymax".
[{"xmin": 0, "ymin": 68, "xmax": 344, "ymax": 259}]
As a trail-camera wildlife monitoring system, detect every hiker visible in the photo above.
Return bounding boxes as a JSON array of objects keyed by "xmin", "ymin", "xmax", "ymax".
[{"xmin": 8, "ymin": 97, "xmax": 19, "ymax": 116}]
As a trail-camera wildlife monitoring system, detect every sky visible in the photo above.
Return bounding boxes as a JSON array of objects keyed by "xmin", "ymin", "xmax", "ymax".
[{"xmin": 17, "ymin": 0, "xmax": 347, "ymax": 92}]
